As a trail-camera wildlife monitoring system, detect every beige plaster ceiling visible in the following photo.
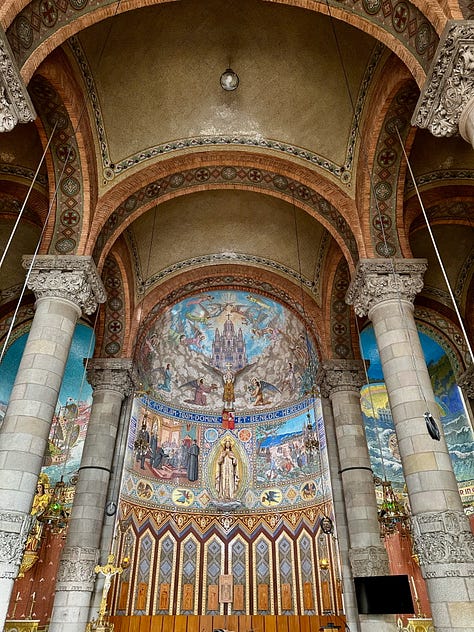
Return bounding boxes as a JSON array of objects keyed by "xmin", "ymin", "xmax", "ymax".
[
  {"xmin": 0, "ymin": 123, "xmax": 47, "ymax": 174},
  {"xmin": 408, "ymin": 130, "xmax": 474, "ymax": 174},
  {"xmin": 126, "ymin": 189, "xmax": 328, "ymax": 293},
  {"xmin": 77, "ymin": 0, "xmax": 377, "ymax": 167},
  {"xmin": 0, "ymin": 219, "xmax": 41, "ymax": 294}
]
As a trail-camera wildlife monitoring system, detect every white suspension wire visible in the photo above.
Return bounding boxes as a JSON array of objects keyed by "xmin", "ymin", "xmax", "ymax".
[
  {"xmin": 395, "ymin": 126, "xmax": 474, "ymax": 365},
  {"xmin": 0, "ymin": 119, "xmax": 58, "ymax": 272}
]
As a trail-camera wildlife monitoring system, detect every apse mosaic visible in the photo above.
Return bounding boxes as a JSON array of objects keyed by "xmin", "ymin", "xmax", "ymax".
[
  {"xmin": 137, "ymin": 290, "xmax": 317, "ymax": 417},
  {"xmin": 360, "ymin": 325, "xmax": 474, "ymax": 498},
  {"xmin": 0, "ymin": 324, "xmax": 94, "ymax": 485},
  {"xmin": 123, "ymin": 395, "xmax": 328, "ymax": 513}
]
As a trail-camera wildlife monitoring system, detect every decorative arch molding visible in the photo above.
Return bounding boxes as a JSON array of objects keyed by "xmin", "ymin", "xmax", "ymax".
[
  {"xmin": 328, "ymin": 257, "xmax": 354, "ymax": 360},
  {"xmin": 29, "ymin": 72, "xmax": 86, "ymax": 254},
  {"xmin": 414, "ymin": 304, "xmax": 471, "ymax": 375},
  {"xmin": 6, "ymin": 0, "xmax": 439, "ymax": 86},
  {"xmin": 367, "ymin": 81, "xmax": 420, "ymax": 256},
  {"xmin": 95, "ymin": 253, "xmax": 127, "ymax": 358},
  {"xmin": 129, "ymin": 263, "xmax": 329, "ymax": 365},
  {"xmin": 405, "ymin": 189, "xmax": 474, "ymax": 236},
  {"xmin": 89, "ymin": 155, "xmax": 360, "ymax": 271}
]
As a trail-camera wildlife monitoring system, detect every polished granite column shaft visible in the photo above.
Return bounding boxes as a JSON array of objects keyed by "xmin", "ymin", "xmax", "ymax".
[
  {"xmin": 49, "ymin": 359, "xmax": 134, "ymax": 632},
  {"xmin": 347, "ymin": 258, "xmax": 474, "ymax": 632},
  {"xmin": 317, "ymin": 360, "xmax": 394, "ymax": 632},
  {"xmin": 0, "ymin": 256, "xmax": 105, "ymax": 628}
]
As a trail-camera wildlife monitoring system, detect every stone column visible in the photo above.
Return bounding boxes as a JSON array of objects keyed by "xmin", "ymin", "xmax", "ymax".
[
  {"xmin": 0, "ymin": 255, "xmax": 105, "ymax": 627},
  {"xmin": 320, "ymin": 396, "xmax": 361, "ymax": 632},
  {"xmin": 49, "ymin": 359, "xmax": 135, "ymax": 632},
  {"xmin": 412, "ymin": 21, "xmax": 474, "ymax": 148},
  {"xmin": 346, "ymin": 258, "xmax": 474, "ymax": 632},
  {"xmin": 317, "ymin": 360, "xmax": 394, "ymax": 632}
]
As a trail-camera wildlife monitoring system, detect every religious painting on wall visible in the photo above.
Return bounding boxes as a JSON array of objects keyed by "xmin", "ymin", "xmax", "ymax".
[
  {"xmin": 136, "ymin": 290, "xmax": 317, "ymax": 415},
  {"xmin": 0, "ymin": 323, "xmax": 94, "ymax": 485},
  {"xmin": 360, "ymin": 325, "xmax": 474, "ymax": 503}
]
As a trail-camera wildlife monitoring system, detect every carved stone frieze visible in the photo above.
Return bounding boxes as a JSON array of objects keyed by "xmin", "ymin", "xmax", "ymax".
[
  {"xmin": 0, "ymin": 510, "xmax": 33, "ymax": 579},
  {"xmin": 22, "ymin": 255, "xmax": 106, "ymax": 315},
  {"xmin": 349, "ymin": 545, "xmax": 390, "ymax": 577},
  {"xmin": 56, "ymin": 545, "xmax": 99, "ymax": 591},
  {"xmin": 457, "ymin": 364, "xmax": 474, "ymax": 398},
  {"xmin": 86, "ymin": 358, "xmax": 137, "ymax": 397},
  {"xmin": 0, "ymin": 27, "xmax": 36, "ymax": 132},
  {"xmin": 411, "ymin": 510, "xmax": 474, "ymax": 578},
  {"xmin": 345, "ymin": 258, "xmax": 427, "ymax": 317},
  {"xmin": 316, "ymin": 359, "xmax": 366, "ymax": 398},
  {"xmin": 412, "ymin": 21, "xmax": 474, "ymax": 137}
]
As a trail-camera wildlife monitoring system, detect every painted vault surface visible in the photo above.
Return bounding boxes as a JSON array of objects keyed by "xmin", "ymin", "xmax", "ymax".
[{"xmin": 137, "ymin": 290, "xmax": 317, "ymax": 416}]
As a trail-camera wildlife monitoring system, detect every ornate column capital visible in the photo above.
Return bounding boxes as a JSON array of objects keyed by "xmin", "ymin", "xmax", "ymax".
[
  {"xmin": 22, "ymin": 255, "xmax": 106, "ymax": 315},
  {"xmin": 0, "ymin": 510, "xmax": 33, "ymax": 579},
  {"xmin": 56, "ymin": 546, "xmax": 99, "ymax": 592},
  {"xmin": 0, "ymin": 27, "xmax": 36, "ymax": 132},
  {"xmin": 412, "ymin": 20, "xmax": 474, "ymax": 138},
  {"xmin": 316, "ymin": 359, "xmax": 366, "ymax": 399},
  {"xmin": 457, "ymin": 364, "xmax": 474, "ymax": 398},
  {"xmin": 345, "ymin": 258, "xmax": 427, "ymax": 317},
  {"xmin": 86, "ymin": 358, "xmax": 137, "ymax": 398},
  {"xmin": 348, "ymin": 545, "xmax": 390, "ymax": 577},
  {"xmin": 411, "ymin": 510, "xmax": 474, "ymax": 578}
]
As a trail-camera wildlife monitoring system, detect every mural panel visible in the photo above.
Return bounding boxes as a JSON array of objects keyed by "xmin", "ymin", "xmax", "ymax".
[
  {"xmin": 360, "ymin": 325, "xmax": 474, "ymax": 504},
  {"xmin": 137, "ymin": 290, "xmax": 317, "ymax": 415}
]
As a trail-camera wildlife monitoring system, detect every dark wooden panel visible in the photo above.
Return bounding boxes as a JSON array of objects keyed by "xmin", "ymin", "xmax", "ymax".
[
  {"xmin": 150, "ymin": 615, "xmax": 164, "ymax": 632},
  {"xmin": 199, "ymin": 615, "xmax": 213, "ymax": 632},
  {"xmin": 250, "ymin": 614, "xmax": 264, "ymax": 632},
  {"xmin": 238, "ymin": 615, "xmax": 253, "ymax": 631},
  {"xmin": 119, "ymin": 582, "xmax": 130, "ymax": 610},
  {"xmin": 276, "ymin": 615, "xmax": 289, "ymax": 632},
  {"xmin": 299, "ymin": 614, "xmax": 311, "ymax": 632},
  {"xmin": 187, "ymin": 615, "xmax": 200, "ymax": 632},
  {"xmin": 227, "ymin": 614, "xmax": 239, "ymax": 631},
  {"xmin": 262, "ymin": 615, "xmax": 277, "ymax": 632},
  {"xmin": 138, "ymin": 615, "xmax": 151, "ymax": 631},
  {"xmin": 128, "ymin": 615, "xmax": 142, "ymax": 632},
  {"xmin": 288, "ymin": 615, "xmax": 300, "ymax": 632}
]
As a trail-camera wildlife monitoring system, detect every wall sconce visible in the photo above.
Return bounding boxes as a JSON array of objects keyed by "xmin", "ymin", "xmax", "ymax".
[{"xmin": 220, "ymin": 68, "xmax": 239, "ymax": 91}]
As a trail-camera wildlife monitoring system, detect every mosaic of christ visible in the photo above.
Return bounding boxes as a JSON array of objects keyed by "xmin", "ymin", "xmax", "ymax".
[{"xmin": 137, "ymin": 290, "xmax": 317, "ymax": 414}]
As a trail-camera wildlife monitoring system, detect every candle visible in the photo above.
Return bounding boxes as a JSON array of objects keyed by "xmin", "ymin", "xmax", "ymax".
[{"xmin": 410, "ymin": 576, "xmax": 418, "ymax": 601}]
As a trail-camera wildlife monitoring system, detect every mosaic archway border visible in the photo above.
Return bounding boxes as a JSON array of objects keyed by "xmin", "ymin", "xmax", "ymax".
[
  {"xmin": 5, "ymin": 0, "xmax": 438, "ymax": 85},
  {"xmin": 91, "ymin": 160, "xmax": 360, "ymax": 271}
]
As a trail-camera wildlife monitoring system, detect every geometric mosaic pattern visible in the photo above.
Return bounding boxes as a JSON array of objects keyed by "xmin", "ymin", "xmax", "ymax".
[
  {"xmin": 100, "ymin": 254, "xmax": 126, "ymax": 357},
  {"xmin": 203, "ymin": 537, "xmax": 224, "ymax": 615},
  {"xmin": 330, "ymin": 258, "xmax": 353, "ymax": 359},
  {"xmin": 276, "ymin": 533, "xmax": 296, "ymax": 614}
]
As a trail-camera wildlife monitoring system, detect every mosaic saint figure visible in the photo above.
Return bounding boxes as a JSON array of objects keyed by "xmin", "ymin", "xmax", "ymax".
[
  {"xmin": 222, "ymin": 364, "xmax": 235, "ymax": 410},
  {"xmin": 187, "ymin": 439, "xmax": 200, "ymax": 481},
  {"xmin": 215, "ymin": 438, "xmax": 239, "ymax": 500}
]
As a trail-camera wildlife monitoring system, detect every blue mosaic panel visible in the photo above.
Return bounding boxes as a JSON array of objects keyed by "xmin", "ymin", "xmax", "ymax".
[
  {"xmin": 255, "ymin": 537, "xmax": 271, "ymax": 614},
  {"xmin": 205, "ymin": 537, "xmax": 223, "ymax": 614},
  {"xmin": 278, "ymin": 535, "xmax": 294, "ymax": 614},
  {"xmin": 155, "ymin": 535, "xmax": 175, "ymax": 614},
  {"xmin": 181, "ymin": 538, "xmax": 198, "ymax": 614},
  {"xmin": 298, "ymin": 533, "xmax": 316, "ymax": 614},
  {"xmin": 230, "ymin": 538, "xmax": 248, "ymax": 613},
  {"xmin": 135, "ymin": 535, "xmax": 153, "ymax": 614}
]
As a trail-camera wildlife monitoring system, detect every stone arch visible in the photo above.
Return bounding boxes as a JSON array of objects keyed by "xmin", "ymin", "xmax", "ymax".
[
  {"xmin": 6, "ymin": 0, "xmax": 443, "ymax": 86},
  {"xmin": 88, "ymin": 154, "xmax": 361, "ymax": 272}
]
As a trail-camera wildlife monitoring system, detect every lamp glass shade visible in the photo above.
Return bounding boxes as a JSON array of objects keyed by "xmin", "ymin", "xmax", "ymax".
[{"xmin": 220, "ymin": 68, "xmax": 239, "ymax": 91}]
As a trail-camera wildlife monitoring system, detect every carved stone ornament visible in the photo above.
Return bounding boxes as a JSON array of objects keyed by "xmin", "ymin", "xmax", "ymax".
[
  {"xmin": 349, "ymin": 545, "xmax": 390, "ymax": 577},
  {"xmin": 56, "ymin": 545, "xmax": 99, "ymax": 592},
  {"xmin": 23, "ymin": 255, "xmax": 107, "ymax": 315},
  {"xmin": 0, "ymin": 510, "xmax": 34, "ymax": 579},
  {"xmin": 411, "ymin": 510, "xmax": 474, "ymax": 579},
  {"xmin": 412, "ymin": 21, "xmax": 474, "ymax": 137},
  {"xmin": 0, "ymin": 27, "xmax": 36, "ymax": 132},
  {"xmin": 345, "ymin": 258, "xmax": 427, "ymax": 317},
  {"xmin": 457, "ymin": 364, "xmax": 474, "ymax": 399},
  {"xmin": 86, "ymin": 358, "xmax": 137, "ymax": 397},
  {"xmin": 316, "ymin": 359, "xmax": 366, "ymax": 399}
]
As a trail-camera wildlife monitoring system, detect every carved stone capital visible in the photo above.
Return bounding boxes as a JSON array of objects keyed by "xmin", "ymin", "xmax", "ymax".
[
  {"xmin": 56, "ymin": 545, "xmax": 99, "ymax": 592},
  {"xmin": 86, "ymin": 358, "xmax": 137, "ymax": 397},
  {"xmin": 0, "ymin": 510, "xmax": 33, "ymax": 579},
  {"xmin": 411, "ymin": 510, "xmax": 474, "ymax": 579},
  {"xmin": 349, "ymin": 545, "xmax": 390, "ymax": 577},
  {"xmin": 457, "ymin": 364, "xmax": 474, "ymax": 399},
  {"xmin": 412, "ymin": 21, "xmax": 474, "ymax": 138},
  {"xmin": 345, "ymin": 258, "xmax": 427, "ymax": 317},
  {"xmin": 316, "ymin": 359, "xmax": 366, "ymax": 399},
  {"xmin": 23, "ymin": 255, "xmax": 106, "ymax": 315},
  {"xmin": 0, "ymin": 27, "xmax": 36, "ymax": 132}
]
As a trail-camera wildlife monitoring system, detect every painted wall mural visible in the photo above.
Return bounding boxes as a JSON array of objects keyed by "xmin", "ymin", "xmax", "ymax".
[
  {"xmin": 0, "ymin": 324, "xmax": 95, "ymax": 484},
  {"xmin": 137, "ymin": 290, "xmax": 317, "ymax": 416},
  {"xmin": 359, "ymin": 325, "xmax": 474, "ymax": 507},
  {"xmin": 123, "ymin": 395, "xmax": 328, "ymax": 513}
]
